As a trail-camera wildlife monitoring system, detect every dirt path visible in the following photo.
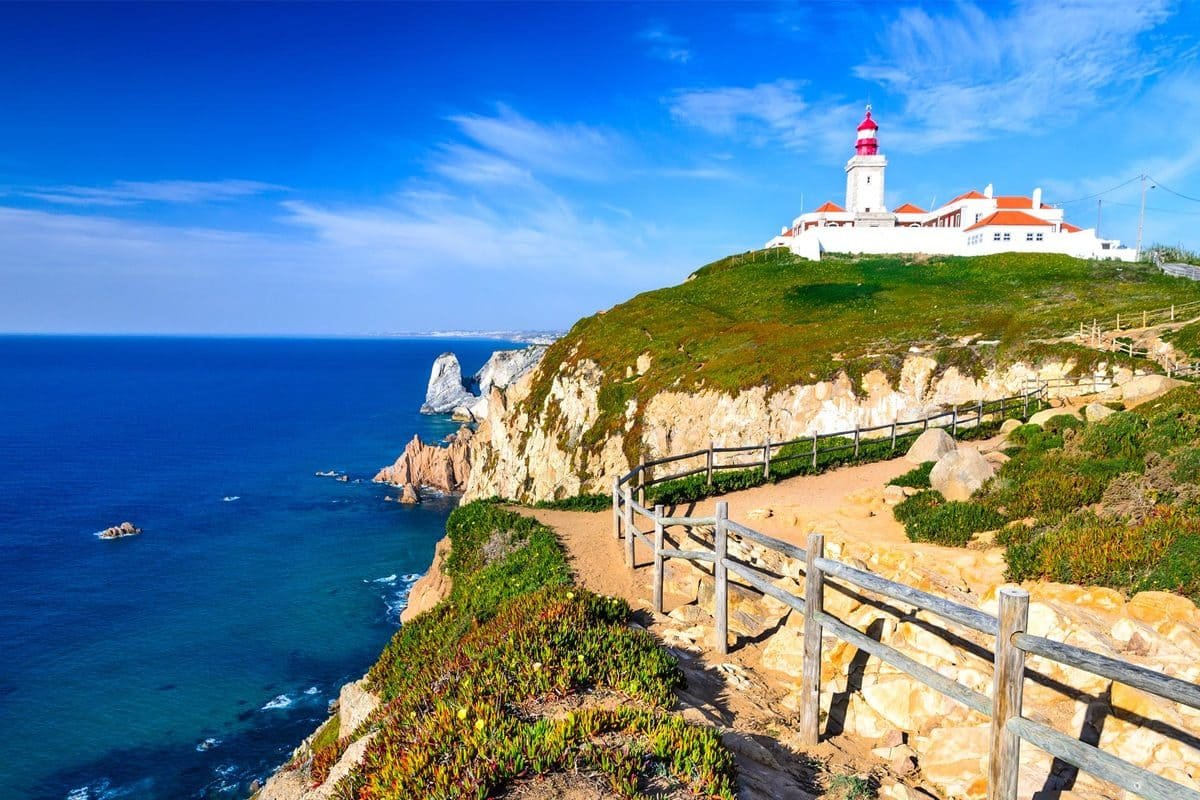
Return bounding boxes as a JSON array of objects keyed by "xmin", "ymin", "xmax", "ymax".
[{"xmin": 516, "ymin": 453, "xmax": 970, "ymax": 800}]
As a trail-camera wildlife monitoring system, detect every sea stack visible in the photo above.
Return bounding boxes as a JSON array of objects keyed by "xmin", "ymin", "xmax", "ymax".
[{"xmin": 97, "ymin": 522, "xmax": 141, "ymax": 539}]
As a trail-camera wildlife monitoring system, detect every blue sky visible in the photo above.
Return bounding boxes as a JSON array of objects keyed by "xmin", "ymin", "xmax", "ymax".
[{"xmin": 3, "ymin": 1, "xmax": 1200, "ymax": 335}]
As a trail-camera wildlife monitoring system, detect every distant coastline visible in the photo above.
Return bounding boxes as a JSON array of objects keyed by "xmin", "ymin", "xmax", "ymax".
[{"xmin": 388, "ymin": 330, "xmax": 560, "ymax": 345}]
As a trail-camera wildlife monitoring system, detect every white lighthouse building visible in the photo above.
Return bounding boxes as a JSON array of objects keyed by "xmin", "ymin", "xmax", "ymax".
[{"xmin": 766, "ymin": 108, "xmax": 1136, "ymax": 261}]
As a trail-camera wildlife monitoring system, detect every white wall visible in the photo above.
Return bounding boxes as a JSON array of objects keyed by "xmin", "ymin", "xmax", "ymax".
[{"xmin": 782, "ymin": 225, "xmax": 1137, "ymax": 262}]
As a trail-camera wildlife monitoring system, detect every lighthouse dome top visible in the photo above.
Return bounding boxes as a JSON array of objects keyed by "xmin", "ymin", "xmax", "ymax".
[{"xmin": 856, "ymin": 106, "xmax": 878, "ymax": 131}]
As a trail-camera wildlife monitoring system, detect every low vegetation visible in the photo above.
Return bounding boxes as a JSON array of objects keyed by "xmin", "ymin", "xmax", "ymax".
[
  {"xmin": 522, "ymin": 250, "xmax": 1200, "ymax": 463},
  {"xmin": 895, "ymin": 386, "xmax": 1200, "ymax": 601},
  {"xmin": 301, "ymin": 501, "xmax": 735, "ymax": 799}
]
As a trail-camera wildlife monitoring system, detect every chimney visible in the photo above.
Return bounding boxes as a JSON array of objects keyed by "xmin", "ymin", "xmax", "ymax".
[
  {"xmin": 984, "ymin": 183, "xmax": 994, "ymax": 198},
  {"xmin": 1032, "ymin": 187, "xmax": 1043, "ymax": 208}
]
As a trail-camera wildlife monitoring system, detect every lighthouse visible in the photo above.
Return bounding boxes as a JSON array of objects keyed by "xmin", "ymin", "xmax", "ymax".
[{"xmin": 844, "ymin": 106, "xmax": 888, "ymax": 217}]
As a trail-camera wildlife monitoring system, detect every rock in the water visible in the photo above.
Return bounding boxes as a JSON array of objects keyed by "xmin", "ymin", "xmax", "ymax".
[
  {"xmin": 905, "ymin": 428, "xmax": 957, "ymax": 464},
  {"xmin": 374, "ymin": 427, "xmax": 473, "ymax": 493},
  {"xmin": 1083, "ymin": 402, "xmax": 1117, "ymax": 422},
  {"xmin": 97, "ymin": 522, "xmax": 141, "ymax": 539},
  {"xmin": 420, "ymin": 353, "xmax": 476, "ymax": 414},
  {"xmin": 930, "ymin": 449, "xmax": 995, "ymax": 501},
  {"xmin": 399, "ymin": 483, "xmax": 421, "ymax": 504}
]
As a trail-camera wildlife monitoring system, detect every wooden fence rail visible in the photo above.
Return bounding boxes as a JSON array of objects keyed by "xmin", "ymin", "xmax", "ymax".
[{"xmin": 610, "ymin": 386, "xmax": 1200, "ymax": 800}]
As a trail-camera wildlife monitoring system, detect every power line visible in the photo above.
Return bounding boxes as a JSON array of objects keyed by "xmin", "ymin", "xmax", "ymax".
[
  {"xmin": 1146, "ymin": 176, "xmax": 1200, "ymax": 204},
  {"xmin": 1048, "ymin": 175, "xmax": 1141, "ymax": 206}
]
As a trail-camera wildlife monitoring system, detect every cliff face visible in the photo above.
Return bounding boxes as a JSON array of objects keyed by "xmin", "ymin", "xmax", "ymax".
[
  {"xmin": 463, "ymin": 354, "xmax": 1122, "ymax": 504},
  {"xmin": 375, "ymin": 428, "xmax": 472, "ymax": 494}
]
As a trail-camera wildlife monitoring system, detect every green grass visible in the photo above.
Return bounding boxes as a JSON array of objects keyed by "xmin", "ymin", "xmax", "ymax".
[
  {"xmin": 531, "ymin": 493, "xmax": 612, "ymax": 512},
  {"xmin": 297, "ymin": 502, "xmax": 736, "ymax": 800},
  {"xmin": 1164, "ymin": 321, "xmax": 1200, "ymax": 360},
  {"xmin": 890, "ymin": 461, "xmax": 934, "ymax": 488},
  {"xmin": 519, "ymin": 250, "xmax": 1200, "ymax": 465},
  {"xmin": 893, "ymin": 491, "xmax": 1007, "ymax": 546}
]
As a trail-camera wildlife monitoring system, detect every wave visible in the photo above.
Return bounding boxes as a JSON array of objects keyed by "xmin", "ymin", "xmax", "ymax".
[
  {"xmin": 304, "ymin": 686, "xmax": 319, "ymax": 696},
  {"xmin": 260, "ymin": 694, "xmax": 291, "ymax": 711},
  {"xmin": 382, "ymin": 573, "xmax": 425, "ymax": 623},
  {"xmin": 369, "ymin": 574, "xmax": 397, "ymax": 584},
  {"xmin": 65, "ymin": 778, "xmax": 152, "ymax": 799},
  {"xmin": 195, "ymin": 737, "xmax": 222, "ymax": 752},
  {"xmin": 221, "ymin": 496, "xmax": 240, "ymax": 502}
]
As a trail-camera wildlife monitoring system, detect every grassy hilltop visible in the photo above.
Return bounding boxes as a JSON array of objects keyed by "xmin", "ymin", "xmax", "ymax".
[{"xmin": 525, "ymin": 250, "xmax": 1200, "ymax": 460}]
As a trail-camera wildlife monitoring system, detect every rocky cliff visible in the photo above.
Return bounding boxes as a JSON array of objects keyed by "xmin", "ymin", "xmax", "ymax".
[
  {"xmin": 463, "ymin": 354, "xmax": 1140, "ymax": 503},
  {"xmin": 420, "ymin": 353, "xmax": 475, "ymax": 414},
  {"xmin": 374, "ymin": 427, "xmax": 472, "ymax": 496}
]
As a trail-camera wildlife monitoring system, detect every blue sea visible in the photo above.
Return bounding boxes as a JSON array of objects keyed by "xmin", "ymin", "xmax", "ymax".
[{"xmin": 0, "ymin": 336, "xmax": 511, "ymax": 800}]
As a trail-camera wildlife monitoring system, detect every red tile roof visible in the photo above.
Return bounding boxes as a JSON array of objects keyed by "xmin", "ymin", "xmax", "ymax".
[
  {"xmin": 781, "ymin": 228, "xmax": 794, "ymax": 237},
  {"xmin": 1061, "ymin": 222, "xmax": 1083, "ymax": 233},
  {"xmin": 964, "ymin": 210, "xmax": 1054, "ymax": 231},
  {"xmin": 947, "ymin": 190, "xmax": 986, "ymax": 205},
  {"xmin": 893, "ymin": 202, "xmax": 926, "ymax": 214},
  {"xmin": 813, "ymin": 201, "xmax": 846, "ymax": 213},
  {"xmin": 995, "ymin": 196, "xmax": 1034, "ymax": 209}
]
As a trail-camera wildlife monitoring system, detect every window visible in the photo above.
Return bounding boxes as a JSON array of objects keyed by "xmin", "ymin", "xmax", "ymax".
[
  {"xmin": 866, "ymin": 176, "xmax": 871, "ymax": 184},
  {"xmin": 994, "ymin": 232, "xmax": 1001, "ymax": 241},
  {"xmin": 1036, "ymin": 232, "xmax": 1044, "ymax": 241},
  {"xmin": 1003, "ymin": 232, "xmax": 1011, "ymax": 241},
  {"xmin": 1026, "ymin": 233, "xmax": 1035, "ymax": 241},
  {"xmin": 975, "ymin": 213, "xmax": 982, "ymax": 222}
]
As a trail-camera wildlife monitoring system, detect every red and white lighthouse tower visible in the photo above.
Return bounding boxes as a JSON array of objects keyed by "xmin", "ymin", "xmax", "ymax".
[
  {"xmin": 845, "ymin": 105, "xmax": 887, "ymax": 215},
  {"xmin": 855, "ymin": 106, "xmax": 879, "ymax": 155}
]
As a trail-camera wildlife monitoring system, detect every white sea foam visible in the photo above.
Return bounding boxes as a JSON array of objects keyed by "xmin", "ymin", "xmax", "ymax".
[
  {"xmin": 195, "ymin": 736, "xmax": 222, "ymax": 751},
  {"xmin": 222, "ymin": 496, "xmax": 240, "ymax": 502},
  {"xmin": 304, "ymin": 686, "xmax": 319, "ymax": 695},
  {"xmin": 261, "ymin": 694, "xmax": 291, "ymax": 710},
  {"xmin": 371, "ymin": 574, "xmax": 397, "ymax": 584},
  {"xmin": 382, "ymin": 573, "xmax": 425, "ymax": 623}
]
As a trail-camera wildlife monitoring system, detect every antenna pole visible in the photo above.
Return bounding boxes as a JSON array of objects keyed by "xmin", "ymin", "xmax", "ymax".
[
  {"xmin": 1136, "ymin": 174, "xmax": 1147, "ymax": 259},
  {"xmin": 1096, "ymin": 199, "xmax": 1101, "ymax": 238}
]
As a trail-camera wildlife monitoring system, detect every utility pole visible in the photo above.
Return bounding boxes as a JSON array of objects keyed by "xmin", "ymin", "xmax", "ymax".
[
  {"xmin": 1096, "ymin": 198, "xmax": 1102, "ymax": 238},
  {"xmin": 1135, "ymin": 174, "xmax": 1148, "ymax": 259}
]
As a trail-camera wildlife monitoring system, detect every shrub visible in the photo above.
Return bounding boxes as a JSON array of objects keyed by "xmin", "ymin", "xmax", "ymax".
[
  {"xmin": 532, "ymin": 493, "xmax": 611, "ymax": 512},
  {"xmin": 890, "ymin": 461, "xmax": 934, "ymax": 488},
  {"xmin": 1078, "ymin": 412, "xmax": 1147, "ymax": 460},
  {"xmin": 1005, "ymin": 424, "xmax": 1063, "ymax": 453},
  {"xmin": 893, "ymin": 491, "xmax": 1007, "ymax": 546},
  {"xmin": 1044, "ymin": 414, "xmax": 1084, "ymax": 435}
]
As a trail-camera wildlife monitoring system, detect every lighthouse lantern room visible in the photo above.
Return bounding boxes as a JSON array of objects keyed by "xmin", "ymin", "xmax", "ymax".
[{"xmin": 844, "ymin": 105, "xmax": 887, "ymax": 216}]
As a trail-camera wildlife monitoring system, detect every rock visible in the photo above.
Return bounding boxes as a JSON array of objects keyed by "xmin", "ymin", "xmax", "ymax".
[
  {"xmin": 1083, "ymin": 402, "xmax": 1116, "ymax": 422},
  {"xmin": 1120, "ymin": 374, "xmax": 1185, "ymax": 403},
  {"xmin": 399, "ymin": 484, "xmax": 421, "ymax": 504},
  {"xmin": 475, "ymin": 345, "xmax": 546, "ymax": 398},
  {"xmin": 97, "ymin": 521, "xmax": 141, "ymax": 539},
  {"xmin": 930, "ymin": 449, "xmax": 995, "ymax": 501},
  {"xmin": 337, "ymin": 679, "xmax": 380, "ymax": 739},
  {"xmin": 400, "ymin": 536, "xmax": 453, "ymax": 623},
  {"xmin": 374, "ymin": 428, "xmax": 473, "ymax": 494},
  {"xmin": 999, "ymin": 418, "xmax": 1023, "ymax": 435},
  {"xmin": 983, "ymin": 450, "xmax": 1010, "ymax": 465},
  {"xmin": 882, "ymin": 485, "xmax": 908, "ymax": 505},
  {"xmin": 420, "ymin": 353, "xmax": 476, "ymax": 414},
  {"xmin": 1028, "ymin": 407, "xmax": 1081, "ymax": 427},
  {"xmin": 905, "ymin": 428, "xmax": 957, "ymax": 464}
]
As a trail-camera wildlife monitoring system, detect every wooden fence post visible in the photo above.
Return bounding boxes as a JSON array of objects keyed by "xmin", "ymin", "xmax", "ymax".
[
  {"xmin": 622, "ymin": 486, "xmax": 634, "ymax": 568},
  {"xmin": 978, "ymin": 399, "xmax": 985, "ymax": 426},
  {"xmin": 811, "ymin": 432, "xmax": 818, "ymax": 469},
  {"xmin": 952, "ymin": 407, "xmax": 959, "ymax": 436},
  {"xmin": 890, "ymin": 421, "xmax": 897, "ymax": 450},
  {"xmin": 853, "ymin": 424, "xmax": 860, "ymax": 457},
  {"xmin": 706, "ymin": 440, "xmax": 714, "ymax": 485},
  {"xmin": 799, "ymin": 532, "xmax": 826, "ymax": 745},
  {"xmin": 653, "ymin": 505, "xmax": 664, "ymax": 614},
  {"xmin": 923, "ymin": 416, "xmax": 929, "ymax": 432},
  {"xmin": 714, "ymin": 502, "xmax": 729, "ymax": 655},
  {"xmin": 987, "ymin": 587, "xmax": 1030, "ymax": 800},
  {"xmin": 612, "ymin": 478, "xmax": 621, "ymax": 539},
  {"xmin": 763, "ymin": 437, "xmax": 772, "ymax": 479},
  {"xmin": 1000, "ymin": 397, "xmax": 1006, "ymax": 419},
  {"xmin": 1116, "ymin": 312, "xmax": 1121, "ymax": 330},
  {"xmin": 638, "ymin": 455, "xmax": 647, "ymax": 507},
  {"xmin": 1023, "ymin": 393, "xmax": 1029, "ymax": 418}
]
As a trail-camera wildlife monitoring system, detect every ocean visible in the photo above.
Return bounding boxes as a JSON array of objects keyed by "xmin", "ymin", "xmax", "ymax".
[{"xmin": 0, "ymin": 335, "xmax": 511, "ymax": 799}]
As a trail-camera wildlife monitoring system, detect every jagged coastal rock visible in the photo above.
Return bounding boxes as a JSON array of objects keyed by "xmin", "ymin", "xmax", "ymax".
[
  {"xmin": 475, "ymin": 345, "xmax": 546, "ymax": 401},
  {"xmin": 96, "ymin": 522, "xmax": 141, "ymax": 539},
  {"xmin": 420, "ymin": 353, "xmax": 475, "ymax": 414},
  {"xmin": 373, "ymin": 427, "xmax": 472, "ymax": 498}
]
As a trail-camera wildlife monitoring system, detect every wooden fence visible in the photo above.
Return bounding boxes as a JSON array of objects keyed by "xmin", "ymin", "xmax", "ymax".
[{"xmin": 611, "ymin": 387, "xmax": 1200, "ymax": 800}]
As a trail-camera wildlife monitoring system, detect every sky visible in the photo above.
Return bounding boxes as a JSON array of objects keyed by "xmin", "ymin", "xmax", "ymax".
[{"xmin": 3, "ymin": 0, "xmax": 1200, "ymax": 335}]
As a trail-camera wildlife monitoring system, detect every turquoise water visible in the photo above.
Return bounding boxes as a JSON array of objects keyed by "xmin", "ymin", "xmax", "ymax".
[{"xmin": 0, "ymin": 336, "xmax": 509, "ymax": 799}]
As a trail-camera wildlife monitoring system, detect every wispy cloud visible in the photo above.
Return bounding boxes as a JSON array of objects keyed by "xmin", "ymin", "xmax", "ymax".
[
  {"xmin": 668, "ymin": 79, "xmax": 858, "ymax": 155},
  {"xmin": 638, "ymin": 24, "xmax": 692, "ymax": 64},
  {"xmin": 441, "ymin": 105, "xmax": 623, "ymax": 184},
  {"xmin": 855, "ymin": 0, "xmax": 1176, "ymax": 149},
  {"xmin": 11, "ymin": 178, "xmax": 286, "ymax": 206}
]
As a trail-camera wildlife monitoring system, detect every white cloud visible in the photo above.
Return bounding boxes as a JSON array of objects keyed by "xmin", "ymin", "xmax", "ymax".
[
  {"xmin": 11, "ymin": 178, "xmax": 285, "ymax": 206},
  {"xmin": 669, "ymin": 80, "xmax": 858, "ymax": 155},
  {"xmin": 639, "ymin": 24, "xmax": 692, "ymax": 64},
  {"xmin": 856, "ymin": 0, "xmax": 1175, "ymax": 149},
  {"xmin": 443, "ymin": 105, "xmax": 623, "ymax": 183}
]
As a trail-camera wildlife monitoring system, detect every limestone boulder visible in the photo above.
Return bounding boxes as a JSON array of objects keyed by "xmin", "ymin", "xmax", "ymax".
[
  {"xmin": 1028, "ymin": 407, "xmax": 1081, "ymax": 428},
  {"xmin": 929, "ymin": 448, "xmax": 995, "ymax": 501},
  {"xmin": 1083, "ymin": 402, "xmax": 1117, "ymax": 422},
  {"xmin": 1121, "ymin": 374, "xmax": 1185, "ymax": 403},
  {"xmin": 905, "ymin": 428, "xmax": 957, "ymax": 465},
  {"xmin": 999, "ymin": 418, "xmax": 1023, "ymax": 435}
]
